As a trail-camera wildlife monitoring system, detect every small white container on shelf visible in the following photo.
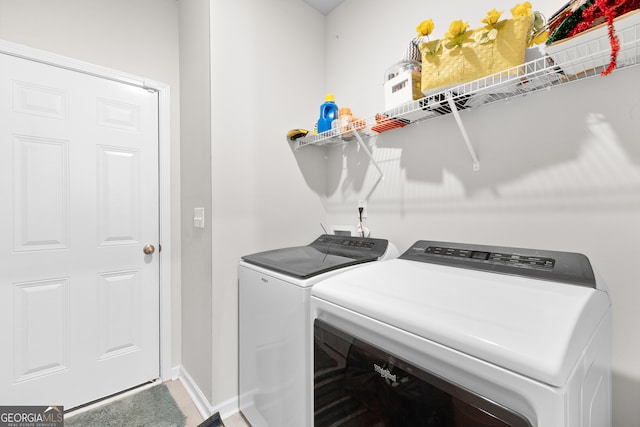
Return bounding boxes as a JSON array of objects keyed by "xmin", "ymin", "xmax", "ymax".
[{"xmin": 383, "ymin": 60, "xmax": 423, "ymax": 110}]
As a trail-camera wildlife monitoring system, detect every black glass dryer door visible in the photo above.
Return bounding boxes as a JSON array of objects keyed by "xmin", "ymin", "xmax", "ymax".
[{"xmin": 314, "ymin": 319, "xmax": 533, "ymax": 427}]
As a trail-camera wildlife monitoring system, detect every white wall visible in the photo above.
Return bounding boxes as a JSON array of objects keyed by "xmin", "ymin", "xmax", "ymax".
[
  {"xmin": 0, "ymin": 0, "xmax": 183, "ymax": 375},
  {"xmin": 316, "ymin": 0, "xmax": 640, "ymax": 425},
  {"xmin": 209, "ymin": 0, "xmax": 326, "ymax": 407},
  {"xmin": 179, "ymin": 0, "xmax": 213, "ymax": 405}
]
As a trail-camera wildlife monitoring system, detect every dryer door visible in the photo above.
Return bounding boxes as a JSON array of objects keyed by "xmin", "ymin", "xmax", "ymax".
[{"xmin": 314, "ymin": 319, "xmax": 533, "ymax": 427}]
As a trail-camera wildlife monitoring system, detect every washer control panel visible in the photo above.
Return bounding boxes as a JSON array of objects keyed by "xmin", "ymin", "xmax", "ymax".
[
  {"xmin": 401, "ymin": 240, "xmax": 595, "ymax": 288},
  {"xmin": 316, "ymin": 235, "xmax": 376, "ymax": 249},
  {"xmin": 311, "ymin": 235, "xmax": 389, "ymax": 259}
]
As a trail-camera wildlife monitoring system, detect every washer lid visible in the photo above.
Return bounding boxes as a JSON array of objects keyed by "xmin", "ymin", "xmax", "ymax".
[
  {"xmin": 311, "ymin": 257, "xmax": 610, "ymax": 387},
  {"xmin": 241, "ymin": 235, "xmax": 388, "ymax": 279}
]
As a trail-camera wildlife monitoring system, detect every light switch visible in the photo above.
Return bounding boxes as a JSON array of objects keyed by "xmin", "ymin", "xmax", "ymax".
[{"xmin": 193, "ymin": 207, "xmax": 205, "ymax": 229}]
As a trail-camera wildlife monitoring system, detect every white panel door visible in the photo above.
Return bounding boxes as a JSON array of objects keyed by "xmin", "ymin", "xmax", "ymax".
[{"xmin": 0, "ymin": 53, "xmax": 160, "ymax": 409}]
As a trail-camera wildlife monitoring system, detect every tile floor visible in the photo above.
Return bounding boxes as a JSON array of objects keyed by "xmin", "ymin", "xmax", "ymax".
[{"xmin": 165, "ymin": 379, "xmax": 250, "ymax": 427}]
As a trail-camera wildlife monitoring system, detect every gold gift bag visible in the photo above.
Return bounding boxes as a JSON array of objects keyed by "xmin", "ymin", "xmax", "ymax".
[{"xmin": 420, "ymin": 15, "xmax": 534, "ymax": 94}]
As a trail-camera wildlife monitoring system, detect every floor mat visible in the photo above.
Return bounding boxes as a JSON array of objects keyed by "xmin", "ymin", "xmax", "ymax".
[{"xmin": 65, "ymin": 383, "xmax": 185, "ymax": 427}]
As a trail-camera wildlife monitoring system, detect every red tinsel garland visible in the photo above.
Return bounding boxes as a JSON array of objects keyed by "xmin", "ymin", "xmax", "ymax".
[
  {"xmin": 566, "ymin": 0, "xmax": 640, "ymax": 75},
  {"xmin": 597, "ymin": 0, "xmax": 620, "ymax": 75}
]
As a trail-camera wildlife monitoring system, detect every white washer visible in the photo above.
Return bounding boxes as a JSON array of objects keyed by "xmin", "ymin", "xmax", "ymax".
[
  {"xmin": 239, "ymin": 235, "xmax": 398, "ymax": 427},
  {"xmin": 311, "ymin": 240, "xmax": 611, "ymax": 427}
]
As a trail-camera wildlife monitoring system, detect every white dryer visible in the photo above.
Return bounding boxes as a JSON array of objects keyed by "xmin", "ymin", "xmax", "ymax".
[
  {"xmin": 311, "ymin": 240, "xmax": 611, "ymax": 427},
  {"xmin": 239, "ymin": 235, "xmax": 398, "ymax": 427}
]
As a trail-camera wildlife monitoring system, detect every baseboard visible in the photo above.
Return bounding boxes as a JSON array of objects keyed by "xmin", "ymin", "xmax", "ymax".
[
  {"xmin": 211, "ymin": 395, "xmax": 240, "ymax": 423},
  {"xmin": 178, "ymin": 366, "xmax": 213, "ymax": 419},
  {"xmin": 178, "ymin": 365, "xmax": 240, "ymax": 422},
  {"xmin": 171, "ymin": 365, "xmax": 181, "ymax": 380}
]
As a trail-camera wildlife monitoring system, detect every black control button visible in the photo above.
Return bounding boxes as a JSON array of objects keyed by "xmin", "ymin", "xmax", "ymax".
[{"xmin": 471, "ymin": 251, "xmax": 489, "ymax": 260}]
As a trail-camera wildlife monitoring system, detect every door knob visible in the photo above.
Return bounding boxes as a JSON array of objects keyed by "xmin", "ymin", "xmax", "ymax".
[{"xmin": 143, "ymin": 244, "xmax": 155, "ymax": 255}]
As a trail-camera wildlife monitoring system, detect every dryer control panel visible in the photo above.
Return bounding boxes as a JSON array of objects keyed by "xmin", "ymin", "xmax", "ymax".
[
  {"xmin": 424, "ymin": 246, "xmax": 555, "ymax": 270},
  {"xmin": 400, "ymin": 240, "xmax": 596, "ymax": 288}
]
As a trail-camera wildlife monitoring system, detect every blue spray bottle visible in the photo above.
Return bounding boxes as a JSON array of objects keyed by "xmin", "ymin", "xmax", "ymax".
[{"xmin": 317, "ymin": 94, "xmax": 339, "ymax": 133}]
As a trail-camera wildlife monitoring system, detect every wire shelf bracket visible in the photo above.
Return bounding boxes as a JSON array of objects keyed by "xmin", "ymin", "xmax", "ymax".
[
  {"xmin": 446, "ymin": 91, "xmax": 480, "ymax": 171},
  {"xmin": 353, "ymin": 129, "xmax": 384, "ymax": 180}
]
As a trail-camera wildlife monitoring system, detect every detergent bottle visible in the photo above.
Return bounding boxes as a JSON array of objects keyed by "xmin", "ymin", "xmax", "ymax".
[{"xmin": 317, "ymin": 94, "xmax": 339, "ymax": 133}]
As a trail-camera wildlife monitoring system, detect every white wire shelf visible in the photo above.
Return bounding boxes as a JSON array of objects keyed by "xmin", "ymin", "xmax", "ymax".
[{"xmin": 295, "ymin": 15, "xmax": 640, "ymax": 158}]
